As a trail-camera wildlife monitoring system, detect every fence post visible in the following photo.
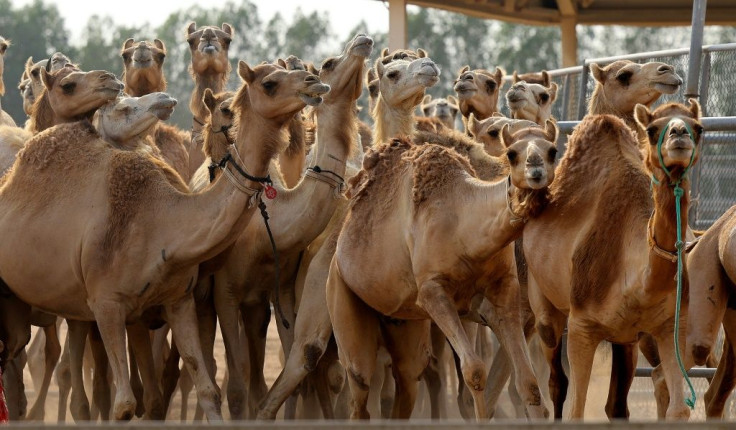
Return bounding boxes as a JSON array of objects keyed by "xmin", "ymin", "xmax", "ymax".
[
  {"xmin": 686, "ymin": 0, "xmax": 707, "ymax": 100},
  {"xmin": 577, "ymin": 63, "xmax": 589, "ymax": 120}
]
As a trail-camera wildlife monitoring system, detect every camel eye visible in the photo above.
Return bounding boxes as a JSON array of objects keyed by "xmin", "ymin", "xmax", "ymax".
[
  {"xmin": 61, "ymin": 82, "xmax": 76, "ymax": 93},
  {"xmin": 507, "ymin": 150, "xmax": 518, "ymax": 164},
  {"xmin": 156, "ymin": 53, "xmax": 166, "ymax": 62},
  {"xmin": 31, "ymin": 69, "xmax": 40, "ymax": 78},
  {"xmin": 262, "ymin": 81, "xmax": 277, "ymax": 92},
  {"xmin": 548, "ymin": 147, "xmax": 558, "ymax": 161},
  {"xmin": 121, "ymin": 52, "xmax": 131, "ymax": 60},
  {"xmin": 368, "ymin": 84, "xmax": 378, "ymax": 97},
  {"xmin": 647, "ymin": 126, "xmax": 658, "ymax": 142},
  {"xmin": 539, "ymin": 93, "xmax": 550, "ymax": 103},
  {"xmin": 616, "ymin": 71, "xmax": 633, "ymax": 85},
  {"xmin": 387, "ymin": 70, "xmax": 399, "ymax": 80},
  {"xmin": 488, "ymin": 129, "xmax": 499, "ymax": 138},
  {"xmin": 322, "ymin": 59, "xmax": 335, "ymax": 70},
  {"xmin": 423, "ymin": 108, "xmax": 430, "ymax": 116},
  {"xmin": 222, "ymin": 37, "xmax": 232, "ymax": 45},
  {"xmin": 485, "ymin": 81, "xmax": 497, "ymax": 92}
]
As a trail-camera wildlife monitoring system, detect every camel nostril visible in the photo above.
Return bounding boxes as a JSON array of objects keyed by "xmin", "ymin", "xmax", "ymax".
[
  {"xmin": 658, "ymin": 65, "xmax": 673, "ymax": 74},
  {"xmin": 305, "ymin": 76, "xmax": 319, "ymax": 84}
]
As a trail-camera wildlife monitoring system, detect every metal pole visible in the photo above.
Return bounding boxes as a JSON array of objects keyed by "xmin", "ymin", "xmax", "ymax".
[{"xmin": 685, "ymin": 0, "xmax": 707, "ymax": 100}]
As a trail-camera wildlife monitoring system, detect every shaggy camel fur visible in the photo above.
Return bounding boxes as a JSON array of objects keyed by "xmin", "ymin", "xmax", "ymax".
[
  {"xmin": 453, "ymin": 66, "xmax": 504, "ymax": 131},
  {"xmin": 686, "ymin": 205, "xmax": 736, "ymax": 418},
  {"xmin": 187, "ymin": 22, "xmax": 233, "ymax": 179},
  {"xmin": 328, "ymin": 120, "xmax": 558, "ymax": 420},
  {"xmin": 420, "ymin": 95, "xmax": 459, "ymax": 130},
  {"xmin": 505, "ymin": 80, "xmax": 558, "ymax": 124},
  {"xmin": 204, "ymin": 34, "xmax": 367, "ymax": 420},
  {"xmin": 0, "ymin": 37, "xmax": 16, "ymax": 127},
  {"xmin": 121, "ymin": 38, "xmax": 191, "ymax": 181},
  {"xmin": 523, "ymin": 101, "xmax": 702, "ymax": 420},
  {"xmin": 0, "ymin": 61, "xmax": 328, "ymax": 421},
  {"xmin": 467, "ymin": 113, "xmax": 538, "ymax": 157}
]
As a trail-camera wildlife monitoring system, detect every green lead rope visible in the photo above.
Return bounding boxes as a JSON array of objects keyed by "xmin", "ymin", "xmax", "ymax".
[{"xmin": 655, "ymin": 118, "xmax": 697, "ymax": 409}]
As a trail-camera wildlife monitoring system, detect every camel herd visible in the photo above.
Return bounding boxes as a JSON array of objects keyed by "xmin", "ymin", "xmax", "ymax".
[{"xmin": 0, "ymin": 23, "xmax": 734, "ymax": 423}]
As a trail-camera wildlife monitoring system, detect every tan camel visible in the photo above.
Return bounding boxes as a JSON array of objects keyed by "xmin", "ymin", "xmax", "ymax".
[
  {"xmin": 505, "ymin": 80, "xmax": 558, "ymax": 124},
  {"xmin": 0, "ymin": 61, "xmax": 328, "ymax": 421},
  {"xmin": 365, "ymin": 48, "xmax": 426, "ymax": 115},
  {"xmin": 522, "ymin": 101, "xmax": 703, "ymax": 420},
  {"xmin": 20, "ymin": 54, "xmax": 72, "ymax": 117},
  {"xmin": 420, "ymin": 94, "xmax": 459, "ymax": 130},
  {"xmin": 0, "ymin": 37, "xmax": 16, "ymax": 127},
  {"xmin": 453, "ymin": 66, "xmax": 504, "ymax": 131},
  {"xmin": 187, "ymin": 22, "xmax": 233, "ymax": 179},
  {"xmin": 275, "ymin": 55, "xmax": 309, "ymax": 189},
  {"xmin": 467, "ymin": 113, "xmax": 538, "ymax": 157},
  {"xmin": 328, "ymin": 118, "xmax": 558, "ymax": 419}
]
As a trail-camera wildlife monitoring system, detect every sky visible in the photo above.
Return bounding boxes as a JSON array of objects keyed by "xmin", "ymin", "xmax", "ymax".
[{"xmin": 10, "ymin": 0, "xmax": 393, "ymax": 43}]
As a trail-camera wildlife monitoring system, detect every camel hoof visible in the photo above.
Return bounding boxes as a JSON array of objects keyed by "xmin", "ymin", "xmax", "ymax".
[{"xmin": 113, "ymin": 399, "xmax": 136, "ymax": 421}]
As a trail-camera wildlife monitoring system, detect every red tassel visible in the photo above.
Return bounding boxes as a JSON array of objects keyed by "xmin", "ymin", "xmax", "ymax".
[{"xmin": 0, "ymin": 363, "xmax": 8, "ymax": 423}]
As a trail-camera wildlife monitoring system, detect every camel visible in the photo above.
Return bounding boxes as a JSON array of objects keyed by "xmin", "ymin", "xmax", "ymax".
[
  {"xmin": 0, "ymin": 60, "xmax": 328, "ymax": 421},
  {"xmin": 513, "ymin": 70, "xmax": 551, "ymax": 86},
  {"xmin": 420, "ymin": 95, "xmax": 459, "ymax": 130},
  {"xmin": 275, "ymin": 55, "xmax": 310, "ymax": 189},
  {"xmin": 186, "ymin": 22, "xmax": 234, "ymax": 179},
  {"xmin": 0, "ymin": 37, "xmax": 16, "ymax": 127},
  {"xmin": 202, "ymin": 33, "xmax": 367, "ymax": 420},
  {"xmin": 20, "ymin": 54, "xmax": 72, "ymax": 117},
  {"xmin": 467, "ymin": 113, "xmax": 538, "ymax": 157},
  {"xmin": 453, "ymin": 66, "xmax": 504, "ymax": 131},
  {"xmin": 121, "ymin": 38, "xmax": 191, "ymax": 181},
  {"xmin": 505, "ymin": 80, "xmax": 558, "ymax": 124},
  {"xmin": 327, "ymin": 116, "xmax": 558, "ymax": 420},
  {"xmin": 365, "ymin": 48, "xmax": 426, "ymax": 115},
  {"xmin": 522, "ymin": 100, "xmax": 702, "ymax": 420}
]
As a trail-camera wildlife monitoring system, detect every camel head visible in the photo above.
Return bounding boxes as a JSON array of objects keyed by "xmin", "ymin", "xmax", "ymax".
[
  {"xmin": 500, "ymin": 119, "xmax": 558, "ymax": 190},
  {"xmin": 95, "ymin": 92, "xmax": 177, "ymax": 146},
  {"xmin": 277, "ymin": 55, "xmax": 308, "ymax": 71},
  {"xmin": 421, "ymin": 95, "xmax": 459, "ymax": 130},
  {"xmin": 453, "ymin": 66, "xmax": 504, "ymax": 120},
  {"xmin": 121, "ymin": 39, "xmax": 167, "ymax": 96},
  {"xmin": 24, "ymin": 53, "xmax": 72, "ymax": 110},
  {"xmin": 635, "ymin": 98, "xmax": 703, "ymax": 181},
  {"xmin": 0, "ymin": 37, "xmax": 8, "ymax": 95},
  {"xmin": 202, "ymin": 88, "xmax": 235, "ymax": 160},
  {"xmin": 40, "ymin": 64, "xmax": 124, "ymax": 121},
  {"xmin": 375, "ymin": 56, "xmax": 439, "ymax": 111},
  {"xmin": 187, "ymin": 22, "xmax": 233, "ymax": 77},
  {"xmin": 505, "ymin": 80, "xmax": 558, "ymax": 123},
  {"xmin": 312, "ymin": 33, "xmax": 373, "ymax": 105},
  {"xmin": 590, "ymin": 60, "xmax": 683, "ymax": 115},
  {"xmin": 365, "ymin": 48, "xmax": 426, "ymax": 113},
  {"xmin": 19, "ymin": 75, "xmax": 33, "ymax": 116},
  {"xmin": 468, "ymin": 113, "xmax": 538, "ymax": 157},
  {"xmin": 512, "ymin": 70, "xmax": 550, "ymax": 86}
]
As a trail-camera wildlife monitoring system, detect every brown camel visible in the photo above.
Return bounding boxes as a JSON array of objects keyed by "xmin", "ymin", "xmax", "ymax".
[
  {"xmin": 505, "ymin": 80, "xmax": 558, "ymax": 124},
  {"xmin": 187, "ymin": 22, "xmax": 233, "ymax": 179},
  {"xmin": 275, "ymin": 55, "xmax": 310, "ymax": 189},
  {"xmin": 0, "ymin": 60, "xmax": 328, "ymax": 421},
  {"xmin": 453, "ymin": 65, "xmax": 504, "ymax": 131},
  {"xmin": 420, "ymin": 94, "xmax": 459, "ymax": 130},
  {"xmin": 523, "ymin": 100, "xmax": 702, "ymax": 420},
  {"xmin": 328, "ymin": 118, "xmax": 558, "ymax": 420},
  {"xmin": 0, "ymin": 37, "xmax": 16, "ymax": 127},
  {"xmin": 467, "ymin": 113, "xmax": 538, "ymax": 157},
  {"xmin": 20, "ymin": 54, "xmax": 72, "ymax": 118}
]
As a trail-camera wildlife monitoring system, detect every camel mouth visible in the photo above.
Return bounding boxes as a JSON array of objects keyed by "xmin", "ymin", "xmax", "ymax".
[
  {"xmin": 151, "ymin": 106, "xmax": 175, "ymax": 121},
  {"xmin": 454, "ymin": 84, "xmax": 477, "ymax": 97},
  {"xmin": 653, "ymin": 82, "xmax": 681, "ymax": 94},
  {"xmin": 506, "ymin": 95, "xmax": 526, "ymax": 107},
  {"xmin": 299, "ymin": 93, "xmax": 324, "ymax": 106},
  {"xmin": 417, "ymin": 74, "xmax": 440, "ymax": 87},
  {"xmin": 350, "ymin": 36, "xmax": 374, "ymax": 57},
  {"xmin": 202, "ymin": 44, "xmax": 219, "ymax": 54},
  {"xmin": 133, "ymin": 58, "xmax": 153, "ymax": 68}
]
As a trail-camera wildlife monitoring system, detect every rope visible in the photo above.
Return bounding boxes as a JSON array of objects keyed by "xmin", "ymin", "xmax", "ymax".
[
  {"xmin": 258, "ymin": 198, "xmax": 290, "ymax": 330},
  {"xmin": 655, "ymin": 117, "xmax": 697, "ymax": 410}
]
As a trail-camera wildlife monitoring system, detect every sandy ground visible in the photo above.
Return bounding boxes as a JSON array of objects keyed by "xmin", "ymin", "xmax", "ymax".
[{"xmin": 13, "ymin": 319, "xmax": 730, "ymax": 422}]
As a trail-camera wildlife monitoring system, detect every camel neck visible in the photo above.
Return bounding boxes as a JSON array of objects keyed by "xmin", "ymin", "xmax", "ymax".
[
  {"xmin": 190, "ymin": 74, "xmax": 226, "ymax": 123},
  {"xmin": 29, "ymin": 93, "xmax": 57, "ymax": 134},
  {"xmin": 588, "ymin": 88, "xmax": 637, "ymax": 129},
  {"xmin": 233, "ymin": 106, "xmax": 284, "ymax": 183},
  {"xmin": 372, "ymin": 96, "xmax": 415, "ymax": 145}
]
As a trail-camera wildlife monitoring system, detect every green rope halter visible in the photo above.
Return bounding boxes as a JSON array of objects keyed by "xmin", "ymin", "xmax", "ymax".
[{"xmin": 652, "ymin": 117, "xmax": 697, "ymax": 410}]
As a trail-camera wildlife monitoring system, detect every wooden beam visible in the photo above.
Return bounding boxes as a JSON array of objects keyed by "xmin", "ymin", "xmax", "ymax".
[
  {"xmin": 557, "ymin": 0, "xmax": 577, "ymax": 16},
  {"xmin": 388, "ymin": 0, "xmax": 407, "ymax": 51},
  {"xmin": 560, "ymin": 16, "xmax": 578, "ymax": 67},
  {"xmin": 504, "ymin": 0, "xmax": 515, "ymax": 13},
  {"xmin": 576, "ymin": 7, "xmax": 736, "ymax": 25}
]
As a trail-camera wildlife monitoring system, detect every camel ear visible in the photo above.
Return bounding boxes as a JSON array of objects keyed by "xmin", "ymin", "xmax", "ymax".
[
  {"xmin": 458, "ymin": 65, "xmax": 469, "ymax": 76},
  {"xmin": 544, "ymin": 119, "xmax": 559, "ymax": 143},
  {"xmin": 153, "ymin": 39, "xmax": 166, "ymax": 52},
  {"xmin": 40, "ymin": 68, "xmax": 55, "ymax": 90},
  {"xmin": 421, "ymin": 95, "xmax": 431, "ymax": 106},
  {"xmin": 688, "ymin": 98, "xmax": 702, "ymax": 119},
  {"xmin": 417, "ymin": 48, "xmax": 427, "ymax": 58},
  {"xmin": 548, "ymin": 82, "xmax": 558, "ymax": 103},
  {"xmin": 222, "ymin": 23, "xmax": 233, "ymax": 36},
  {"xmin": 238, "ymin": 61, "xmax": 256, "ymax": 84},
  {"xmin": 203, "ymin": 88, "xmax": 217, "ymax": 115},
  {"xmin": 381, "ymin": 47, "xmax": 389, "ymax": 57},
  {"xmin": 467, "ymin": 113, "xmax": 481, "ymax": 137},
  {"xmin": 500, "ymin": 123, "xmax": 513, "ymax": 148},
  {"xmin": 366, "ymin": 67, "xmax": 377, "ymax": 84},
  {"xmin": 634, "ymin": 103, "xmax": 652, "ymax": 129},
  {"xmin": 187, "ymin": 22, "xmax": 197, "ymax": 35},
  {"xmin": 307, "ymin": 63, "xmax": 319, "ymax": 75},
  {"xmin": 376, "ymin": 60, "xmax": 386, "ymax": 79},
  {"xmin": 491, "ymin": 111, "xmax": 505, "ymax": 118},
  {"xmin": 591, "ymin": 63, "xmax": 606, "ymax": 83},
  {"xmin": 494, "ymin": 67, "xmax": 505, "ymax": 83},
  {"xmin": 21, "ymin": 70, "xmax": 28, "ymax": 81},
  {"xmin": 447, "ymin": 95, "xmax": 458, "ymax": 106},
  {"xmin": 276, "ymin": 58, "xmax": 287, "ymax": 68},
  {"xmin": 512, "ymin": 71, "xmax": 520, "ymax": 83},
  {"xmin": 122, "ymin": 38, "xmax": 134, "ymax": 52},
  {"xmin": 25, "ymin": 57, "xmax": 33, "ymax": 74},
  {"xmin": 541, "ymin": 70, "xmax": 550, "ymax": 87}
]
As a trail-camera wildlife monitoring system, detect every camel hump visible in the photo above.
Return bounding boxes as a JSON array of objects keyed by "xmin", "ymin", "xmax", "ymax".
[
  {"xmin": 347, "ymin": 137, "xmax": 412, "ymax": 203},
  {"xmin": 18, "ymin": 120, "xmax": 100, "ymax": 170},
  {"xmin": 404, "ymin": 142, "xmax": 475, "ymax": 207}
]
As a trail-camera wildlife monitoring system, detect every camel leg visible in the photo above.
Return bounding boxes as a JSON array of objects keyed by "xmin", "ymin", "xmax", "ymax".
[
  {"xmin": 165, "ymin": 295, "xmax": 222, "ymax": 421},
  {"xmin": 127, "ymin": 322, "xmax": 165, "ymax": 420},
  {"xmin": 179, "ymin": 364, "xmax": 195, "ymax": 421},
  {"xmin": 57, "ymin": 333, "xmax": 72, "ymax": 422},
  {"xmin": 26, "ymin": 328, "xmax": 45, "ymax": 401},
  {"xmin": 705, "ymin": 310, "xmax": 736, "ymax": 418},
  {"xmin": 194, "ymin": 296, "xmax": 217, "ymax": 422},
  {"xmin": 605, "ymin": 343, "xmax": 636, "ymax": 419},
  {"xmin": 4, "ymin": 352, "xmax": 27, "ymax": 420},
  {"xmin": 128, "ymin": 341, "xmax": 145, "ymax": 418},
  {"xmin": 161, "ymin": 341, "xmax": 181, "ymax": 416},
  {"xmin": 242, "ymin": 300, "xmax": 271, "ymax": 419},
  {"xmin": 89, "ymin": 324, "xmax": 111, "ymax": 421},
  {"xmin": 26, "ymin": 323, "xmax": 61, "ymax": 421},
  {"xmin": 213, "ymin": 288, "xmax": 247, "ymax": 420},
  {"xmin": 422, "ymin": 323, "xmax": 446, "ymax": 419},
  {"xmin": 382, "ymin": 319, "xmax": 431, "ymax": 419},
  {"xmin": 416, "ymin": 279, "xmax": 487, "ymax": 420},
  {"xmin": 565, "ymin": 318, "xmax": 600, "ymax": 419},
  {"xmin": 326, "ymin": 259, "xmax": 379, "ymax": 419},
  {"xmin": 378, "ymin": 349, "xmax": 395, "ymax": 418},
  {"xmin": 652, "ymin": 324, "xmax": 690, "ymax": 420},
  {"xmin": 66, "ymin": 320, "xmax": 91, "ymax": 422}
]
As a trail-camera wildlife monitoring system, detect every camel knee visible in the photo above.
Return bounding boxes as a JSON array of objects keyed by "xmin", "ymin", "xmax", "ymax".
[
  {"xmin": 461, "ymin": 358, "xmax": 486, "ymax": 392},
  {"xmin": 348, "ymin": 366, "xmax": 371, "ymax": 392},
  {"xmin": 536, "ymin": 322, "xmax": 558, "ymax": 349},
  {"xmin": 691, "ymin": 343, "xmax": 711, "ymax": 366},
  {"xmin": 303, "ymin": 343, "xmax": 325, "ymax": 372},
  {"xmin": 327, "ymin": 361, "xmax": 346, "ymax": 394}
]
